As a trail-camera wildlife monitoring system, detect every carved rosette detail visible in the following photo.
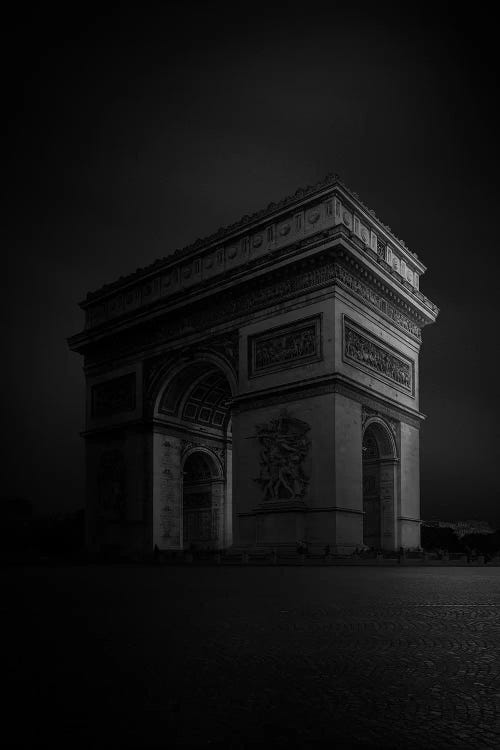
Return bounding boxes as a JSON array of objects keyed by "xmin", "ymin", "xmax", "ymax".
[{"xmin": 307, "ymin": 211, "xmax": 320, "ymax": 224}]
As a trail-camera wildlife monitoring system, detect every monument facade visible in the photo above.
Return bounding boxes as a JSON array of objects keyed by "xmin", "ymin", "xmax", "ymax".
[{"xmin": 68, "ymin": 175, "xmax": 438, "ymax": 558}]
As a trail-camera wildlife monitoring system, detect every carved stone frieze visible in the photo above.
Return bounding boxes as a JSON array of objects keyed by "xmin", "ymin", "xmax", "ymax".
[
  {"xmin": 84, "ymin": 256, "xmax": 423, "ymax": 368},
  {"xmin": 84, "ymin": 173, "xmax": 430, "ymax": 313},
  {"xmin": 344, "ymin": 321, "xmax": 413, "ymax": 393},
  {"xmin": 254, "ymin": 410, "xmax": 311, "ymax": 502},
  {"xmin": 249, "ymin": 316, "xmax": 321, "ymax": 377},
  {"xmin": 336, "ymin": 265, "xmax": 421, "ymax": 339},
  {"xmin": 232, "ymin": 376, "xmax": 422, "ymax": 428}
]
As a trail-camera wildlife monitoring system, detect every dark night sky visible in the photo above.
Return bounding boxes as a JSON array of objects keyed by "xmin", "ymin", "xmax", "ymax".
[{"xmin": 3, "ymin": 6, "xmax": 499, "ymax": 524}]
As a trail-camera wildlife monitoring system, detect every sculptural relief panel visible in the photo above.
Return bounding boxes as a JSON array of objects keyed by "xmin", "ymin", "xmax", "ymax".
[
  {"xmin": 343, "ymin": 317, "xmax": 413, "ymax": 394},
  {"xmin": 254, "ymin": 411, "xmax": 311, "ymax": 503},
  {"xmin": 248, "ymin": 315, "xmax": 322, "ymax": 377}
]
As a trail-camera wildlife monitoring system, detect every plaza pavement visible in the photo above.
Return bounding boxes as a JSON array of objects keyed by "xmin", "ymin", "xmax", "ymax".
[{"xmin": 3, "ymin": 565, "xmax": 500, "ymax": 748}]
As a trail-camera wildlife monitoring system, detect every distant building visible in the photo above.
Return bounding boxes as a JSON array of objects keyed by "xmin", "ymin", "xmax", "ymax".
[{"xmin": 424, "ymin": 520, "xmax": 495, "ymax": 538}]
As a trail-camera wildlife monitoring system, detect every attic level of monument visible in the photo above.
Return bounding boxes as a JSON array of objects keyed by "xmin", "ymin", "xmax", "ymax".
[
  {"xmin": 75, "ymin": 251, "xmax": 428, "ymax": 374},
  {"xmin": 75, "ymin": 176, "xmax": 438, "ymax": 337},
  {"xmin": 68, "ymin": 176, "xmax": 438, "ymax": 559}
]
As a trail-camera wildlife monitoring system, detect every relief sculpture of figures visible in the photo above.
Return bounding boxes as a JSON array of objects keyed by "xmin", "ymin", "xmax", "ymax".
[
  {"xmin": 251, "ymin": 317, "xmax": 321, "ymax": 376},
  {"xmin": 255, "ymin": 325, "xmax": 316, "ymax": 371},
  {"xmin": 345, "ymin": 326, "xmax": 411, "ymax": 390},
  {"xmin": 255, "ymin": 411, "xmax": 310, "ymax": 501}
]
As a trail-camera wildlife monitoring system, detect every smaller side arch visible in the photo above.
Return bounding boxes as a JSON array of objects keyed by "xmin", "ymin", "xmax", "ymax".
[
  {"xmin": 181, "ymin": 445, "xmax": 223, "ymax": 479},
  {"xmin": 362, "ymin": 417, "xmax": 399, "ymax": 551},
  {"xmin": 362, "ymin": 417, "xmax": 398, "ymax": 460}
]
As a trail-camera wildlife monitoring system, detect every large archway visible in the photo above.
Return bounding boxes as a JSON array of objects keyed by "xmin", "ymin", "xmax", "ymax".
[
  {"xmin": 362, "ymin": 419, "xmax": 398, "ymax": 551},
  {"xmin": 152, "ymin": 356, "xmax": 234, "ymax": 551}
]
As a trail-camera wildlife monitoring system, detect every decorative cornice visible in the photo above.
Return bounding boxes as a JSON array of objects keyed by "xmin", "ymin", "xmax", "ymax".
[
  {"xmin": 73, "ymin": 225, "xmax": 339, "ymax": 336},
  {"xmin": 231, "ymin": 373, "xmax": 423, "ymax": 429},
  {"xmin": 77, "ymin": 254, "xmax": 427, "ymax": 367},
  {"xmin": 80, "ymin": 175, "xmax": 431, "ymax": 318},
  {"xmin": 336, "ymin": 262, "xmax": 422, "ymax": 339}
]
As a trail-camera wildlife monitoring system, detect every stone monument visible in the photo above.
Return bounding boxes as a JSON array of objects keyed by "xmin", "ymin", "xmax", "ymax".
[{"xmin": 68, "ymin": 175, "xmax": 438, "ymax": 558}]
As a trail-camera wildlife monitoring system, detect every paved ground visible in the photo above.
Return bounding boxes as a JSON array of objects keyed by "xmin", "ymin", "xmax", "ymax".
[{"xmin": 4, "ymin": 565, "xmax": 500, "ymax": 748}]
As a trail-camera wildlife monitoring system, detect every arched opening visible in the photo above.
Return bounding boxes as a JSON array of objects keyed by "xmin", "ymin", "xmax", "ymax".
[
  {"xmin": 152, "ymin": 357, "xmax": 234, "ymax": 552},
  {"xmin": 362, "ymin": 420, "xmax": 398, "ymax": 551},
  {"xmin": 182, "ymin": 451, "xmax": 222, "ymax": 549}
]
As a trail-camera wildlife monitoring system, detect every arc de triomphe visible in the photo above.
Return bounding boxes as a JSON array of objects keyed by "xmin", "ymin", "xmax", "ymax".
[{"xmin": 68, "ymin": 175, "xmax": 438, "ymax": 558}]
